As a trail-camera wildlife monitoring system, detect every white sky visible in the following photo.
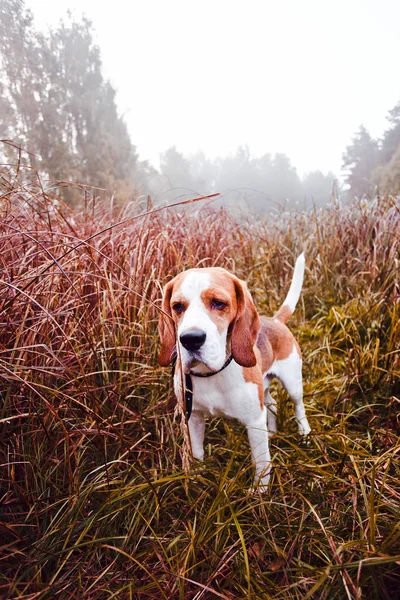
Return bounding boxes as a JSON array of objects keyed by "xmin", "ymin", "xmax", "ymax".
[{"xmin": 27, "ymin": 0, "xmax": 400, "ymax": 177}]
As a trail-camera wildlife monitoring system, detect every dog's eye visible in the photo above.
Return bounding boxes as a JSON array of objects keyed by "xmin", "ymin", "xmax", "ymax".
[
  {"xmin": 211, "ymin": 299, "xmax": 227, "ymax": 310},
  {"xmin": 172, "ymin": 302, "xmax": 185, "ymax": 314}
]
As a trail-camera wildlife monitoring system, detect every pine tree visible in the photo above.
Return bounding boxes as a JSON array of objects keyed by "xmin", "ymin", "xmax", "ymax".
[
  {"xmin": 342, "ymin": 125, "xmax": 379, "ymax": 198},
  {"xmin": 371, "ymin": 99, "xmax": 400, "ymax": 195},
  {"xmin": 380, "ymin": 100, "xmax": 400, "ymax": 165},
  {"xmin": 372, "ymin": 146, "xmax": 400, "ymax": 195}
]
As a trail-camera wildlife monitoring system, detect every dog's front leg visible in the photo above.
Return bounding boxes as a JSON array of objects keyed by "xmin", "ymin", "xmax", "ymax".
[
  {"xmin": 189, "ymin": 411, "xmax": 205, "ymax": 461},
  {"xmin": 246, "ymin": 408, "xmax": 271, "ymax": 489}
]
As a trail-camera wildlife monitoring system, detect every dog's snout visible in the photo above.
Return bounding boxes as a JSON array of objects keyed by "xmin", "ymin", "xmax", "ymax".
[{"xmin": 179, "ymin": 329, "xmax": 206, "ymax": 352}]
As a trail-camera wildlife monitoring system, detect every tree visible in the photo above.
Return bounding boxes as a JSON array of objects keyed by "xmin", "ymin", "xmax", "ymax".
[
  {"xmin": 159, "ymin": 147, "xmax": 195, "ymax": 193},
  {"xmin": 216, "ymin": 145, "xmax": 255, "ymax": 190},
  {"xmin": 380, "ymin": 100, "xmax": 400, "ymax": 165},
  {"xmin": 342, "ymin": 125, "xmax": 379, "ymax": 198},
  {"xmin": 0, "ymin": 0, "xmax": 146, "ymax": 202},
  {"xmin": 268, "ymin": 153, "xmax": 303, "ymax": 206},
  {"xmin": 0, "ymin": 0, "xmax": 42, "ymax": 165},
  {"xmin": 214, "ymin": 147, "xmax": 303, "ymax": 212},
  {"xmin": 372, "ymin": 146, "xmax": 400, "ymax": 195},
  {"xmin": 302, "ymin": 170, "xmax": 336, "ymax": 207},
  {"xmin": 370, "ymin": 99, "xmax": 400, "ymax": 195}
]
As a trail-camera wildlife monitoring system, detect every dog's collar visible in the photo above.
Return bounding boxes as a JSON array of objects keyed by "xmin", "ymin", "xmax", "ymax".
[
  {"xmin": 189, "ymin": 354, "xmax": 234, "ymax": 378},
  {"xmin": 172, "ymin": 355, "xmax": 234, "ymax": 419}
]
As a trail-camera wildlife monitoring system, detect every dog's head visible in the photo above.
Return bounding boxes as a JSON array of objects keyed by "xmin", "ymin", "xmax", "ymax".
[{"xmin": 158, "ymin": 267, "xmax": 260, "ymax": 372}]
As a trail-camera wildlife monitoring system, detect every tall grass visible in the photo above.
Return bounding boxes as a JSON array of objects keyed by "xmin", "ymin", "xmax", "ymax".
[{"xmin": 1, "ymin": 169, "xmax": 399, "ymax": 599}]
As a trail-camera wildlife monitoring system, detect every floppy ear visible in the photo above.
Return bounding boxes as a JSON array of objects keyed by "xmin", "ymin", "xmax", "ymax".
[
  {"xmin": 231, "ymin": 276, "xmax": 260, "ymax": 368},
  {"xmin": 158, "ymin": 279, "xmax": 176, "ymax": 366}
]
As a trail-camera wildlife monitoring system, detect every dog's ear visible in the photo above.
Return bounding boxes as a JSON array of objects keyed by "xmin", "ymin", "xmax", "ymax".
[
  {"xmin": 158, "ymin": 279, "xmax": 176, "ymax": 366},
  {"xmin": 231, "ymin": 276, "xmax": 260, "ymax": 368}
]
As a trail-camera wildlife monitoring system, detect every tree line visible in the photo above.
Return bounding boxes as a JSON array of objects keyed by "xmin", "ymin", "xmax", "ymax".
[
  {"xmin": 1, "ymin": 0, "xmax": 399, "ymax": 210},
  {"xmin": 155, "ymin": 145, "xmax": 336, "ymax": 212},
  {"xmin": 342, "ymin": 104, "xmax": 400, "ymax": 199}
]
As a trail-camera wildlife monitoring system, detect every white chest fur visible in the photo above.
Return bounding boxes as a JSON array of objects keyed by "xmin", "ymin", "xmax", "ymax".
[{"xmin": 174, "ymin": 361, "xmax": 263, "ymax": 428}]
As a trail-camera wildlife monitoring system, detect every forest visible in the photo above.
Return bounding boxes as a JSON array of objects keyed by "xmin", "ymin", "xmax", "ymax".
[{"xmin": 1, "ymin": 0, "xmax": 400, "ymax": 211}]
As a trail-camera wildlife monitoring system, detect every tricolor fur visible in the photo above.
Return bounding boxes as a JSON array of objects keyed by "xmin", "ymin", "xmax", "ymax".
[{"xmin": 158, "ymin": 253, "xmax": 311, "ymax": 489}]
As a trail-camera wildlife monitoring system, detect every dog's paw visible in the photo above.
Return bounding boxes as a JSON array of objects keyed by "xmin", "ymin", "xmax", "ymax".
[
  {"xmin": 192, "ymin": 452, "xmax": 204, "ymax": 462},
  {"xmin": 249, "ymin": 472, "xmax": 271, "ymax": 494},
  {"xmin": 297, "ymin": 418, "xmax": 311, "ymax": 437}
]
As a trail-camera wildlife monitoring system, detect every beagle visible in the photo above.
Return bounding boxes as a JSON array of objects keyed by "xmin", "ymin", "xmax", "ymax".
[{"xmin": 158, "ymin": 254, "xmax": 311, "ymax": 489}]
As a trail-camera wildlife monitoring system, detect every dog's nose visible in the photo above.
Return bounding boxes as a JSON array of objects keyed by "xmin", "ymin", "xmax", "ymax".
[{"xmin": 179, "ymin": 329, "xmax": 207, "ymax": 352}]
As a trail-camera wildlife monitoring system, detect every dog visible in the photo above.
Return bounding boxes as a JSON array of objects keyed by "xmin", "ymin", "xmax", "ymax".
[{"xmin": 158, "ymin": 254, "xmax": 311, "ymax": 489}]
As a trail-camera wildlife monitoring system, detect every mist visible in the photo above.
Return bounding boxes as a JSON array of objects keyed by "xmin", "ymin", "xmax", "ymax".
[{"xmin": 1, "ymin": 0, "xmax": 400, "ymax": 210}]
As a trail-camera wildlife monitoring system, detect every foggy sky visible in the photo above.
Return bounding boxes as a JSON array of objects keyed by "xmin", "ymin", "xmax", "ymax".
[{"xmin": 27, "ymin": 0, "xmax": 400, "ymax": 177}]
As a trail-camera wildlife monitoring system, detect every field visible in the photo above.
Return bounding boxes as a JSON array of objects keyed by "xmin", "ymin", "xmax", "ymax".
[{"xmin": 1, "ymin": 172, "xmax": 399, "ymax": 600}]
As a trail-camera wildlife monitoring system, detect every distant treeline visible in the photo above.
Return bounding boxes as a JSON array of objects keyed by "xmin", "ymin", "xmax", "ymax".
[
  {"xmin": 154, "ymin": 146, "xmax": 337, "ymax": 212},
  {"xmin": 342, "ymin": 114, "xmax": 400, "ymax": 200},
  {"xmin": 1, "ymin": 0, "xmax": 399, "ymax": 210}
]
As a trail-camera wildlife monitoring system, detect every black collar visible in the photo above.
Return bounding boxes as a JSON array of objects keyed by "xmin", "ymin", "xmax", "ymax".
[
  {"xmin": 172, "ymin": 355, "xmax": 234, "ymax": 419},
  {"xmin": 189, "ymin": 355, "xmax": 234, "ymax": 378}
]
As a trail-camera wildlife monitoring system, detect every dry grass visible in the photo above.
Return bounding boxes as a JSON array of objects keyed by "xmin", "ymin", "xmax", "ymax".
[{"xmin": 0, "ymin": 167, "xmax": 399, "ymax": 599}]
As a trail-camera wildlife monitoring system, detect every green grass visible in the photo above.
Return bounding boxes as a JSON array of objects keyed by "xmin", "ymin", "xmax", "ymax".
[{"xmin": 0, "ymin": 170, "xmax": 399, "ymax": 599}]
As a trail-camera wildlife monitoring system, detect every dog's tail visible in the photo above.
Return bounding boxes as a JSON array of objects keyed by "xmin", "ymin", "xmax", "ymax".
[{"xmin": 273, "ymin": 253, "xmax": 305, "ymax": 324}]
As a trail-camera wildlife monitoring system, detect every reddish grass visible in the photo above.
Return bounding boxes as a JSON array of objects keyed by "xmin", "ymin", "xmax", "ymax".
[{"xmin": 0, "ymin": 169, "xmax": 399, "ymax": 599}]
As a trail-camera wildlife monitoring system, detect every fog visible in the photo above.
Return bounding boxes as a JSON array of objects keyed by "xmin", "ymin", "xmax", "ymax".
[{"xmin": 1, "ymin": 0, "xmax": 400, "ymax": 210}]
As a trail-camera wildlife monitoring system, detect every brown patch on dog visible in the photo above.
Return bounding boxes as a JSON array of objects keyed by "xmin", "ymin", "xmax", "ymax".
[
  {"xmin": 255, "ymin": 325, "xmax": 274, "ymax": 372},
  {"xmin": 200, "ymin": 286, "xmax": 235, "ymax": 334},
  {"xmin": 158, "ymin": 277, "xmax": 177, "ymax": 366},
  {"xmin": 273, "ymin": 304, "xmax": 292, "ymax": 324},
  {"xmin": 230, "ymin": 277, "xmax": 260, "ymax": 368},
  {"xmin": 257, "ymin": 316, "xmax": 297, "ymax": 364},
  {"xmin": 242, "ymin": 347, "xmax": 264, "ymax": 408}
]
